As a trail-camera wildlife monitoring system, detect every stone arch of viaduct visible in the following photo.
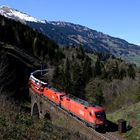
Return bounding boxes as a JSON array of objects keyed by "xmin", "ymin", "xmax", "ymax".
[{"xmin": 30, "ymin": 88, "xmax": 58, "ymax": 120}]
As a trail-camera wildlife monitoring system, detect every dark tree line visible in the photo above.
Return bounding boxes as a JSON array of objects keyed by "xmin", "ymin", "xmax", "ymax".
[
  {"xmin": 0, "ymin": 52, "xmax": 16, "ymax": 95},
  {"xmin": 0, "ymin": 15, "xmax": 65, "ymax": 64},
  {"xmin": 52, "ymin": 48, "xmax": 92, "ymax": 99},
  {"xmin": 52, "ymin": 50, "xmax": 136, "ymax": 106},
  {"xmin": 93, "ymin": 54, "xmax": 136, "ymax": 80},
  {"xmin": 0, "ymin": 15, "xmax": 66, "ymax": 100}
]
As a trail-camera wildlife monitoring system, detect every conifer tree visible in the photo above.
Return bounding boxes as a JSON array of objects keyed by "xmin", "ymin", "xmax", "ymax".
[
  {"xmin": 95, "ymin": 84, "xmax": 105, "ymax": 106},
  {"xmin": 82, "ymin": 56, "xmax": 92, "ymax": 83},
  {"xmin": 94, "ymin": 57, "xmax": 102, "ymax": 77},
  {"xmin": 119, "ymin": 68, "xmax": 126, "ymax": 80},
  {"xmin": 71, "ymin": 62, "xmax": 85, "ymax": 98},
  {"xmin": 127, "ymin": 64, "xmax": 136, "ymax": 79},
  {"xmin": 63, "ymin": 58, "xmax": 71, "ymax": 93},
  {"xmin": 52, "ymin": 65, "xmax": 65, "ymax": 91}
]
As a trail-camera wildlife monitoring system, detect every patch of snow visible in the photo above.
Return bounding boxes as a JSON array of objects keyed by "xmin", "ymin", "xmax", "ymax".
[
  {"xmin": 0, "ymin": 6, "xmax": 45, "ymax": 23},
  {"xmin": 10, "ymin": 9, "xmax": 38, "ymax": 22}
]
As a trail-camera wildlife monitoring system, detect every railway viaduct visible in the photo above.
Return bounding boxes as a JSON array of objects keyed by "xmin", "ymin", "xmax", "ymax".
[
  {"xmin": 30, "ymin": 88, "xmax": 126, "ymax": 140},
  {"xmin": 30, "ymin": 88, "xmax": 103, "ymax": 140},
  {"xmin": 30, "ymin": 88, "xmax": 60, "ymax": 120}
]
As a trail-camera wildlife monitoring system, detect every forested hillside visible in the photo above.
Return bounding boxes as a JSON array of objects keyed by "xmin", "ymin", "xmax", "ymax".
[
  {"xmin": 0, "ymin": 14, "xmax": 140, "ymax": 139},
  {"xmin": 51, "ymin": 49, "xmax": 140, "ymax": 111},
  {"xmin": 0, "ymin": 13, "xmax": 140, "ymax": 110},
  {"xmin": 28, "ymin": 21, "xmax": 140, "ymax": 66},
  {"xmin": 0, "ymin": 14, "xmax": 65, "ymax": 97},
  {"xmin": 0, "ymin": 14, "xmax": 82, "ymax": 139}
]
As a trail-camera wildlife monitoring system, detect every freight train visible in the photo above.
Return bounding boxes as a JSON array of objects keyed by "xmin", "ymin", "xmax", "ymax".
[{"xmin": 29, "ymin": 70, "xmax": 107, "ymax": 129}]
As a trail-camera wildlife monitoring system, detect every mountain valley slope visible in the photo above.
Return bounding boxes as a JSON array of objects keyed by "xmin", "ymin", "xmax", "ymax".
[{"xmin": 1, "ymin": 6, "xmax": 140, "ymax": 65}]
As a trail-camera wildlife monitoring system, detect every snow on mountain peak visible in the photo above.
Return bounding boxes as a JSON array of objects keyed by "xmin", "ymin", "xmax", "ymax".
[{"xmin": 0, "ymin": 6, "xmax": 45, "ymax": 23}]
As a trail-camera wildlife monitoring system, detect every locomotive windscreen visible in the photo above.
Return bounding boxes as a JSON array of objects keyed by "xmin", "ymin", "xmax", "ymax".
[{"xmin": 95, "ymin": 112, "xmax": 105, "ymax": 119}]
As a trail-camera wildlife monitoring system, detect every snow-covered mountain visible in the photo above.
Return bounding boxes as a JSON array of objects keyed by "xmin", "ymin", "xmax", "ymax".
[
  {"xmin": 1, "ymin": 6, "xmax": 140, "ymax": 65},
  {"xmin": 0, "ymin": 6, "xmax": 45, "ymax": 23}
]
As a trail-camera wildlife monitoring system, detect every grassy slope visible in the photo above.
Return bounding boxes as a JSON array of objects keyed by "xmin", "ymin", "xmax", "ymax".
[
  {"xmin": 126, "ymin": 55, "xmax": 140, "ymax": 67},
  {"xmin": 107, "ymin": 102, "xmax": 140, "ymax": 140},
  {"xmin": 0, "ymin": 95, "xmax": 86, "ymax": 140}
]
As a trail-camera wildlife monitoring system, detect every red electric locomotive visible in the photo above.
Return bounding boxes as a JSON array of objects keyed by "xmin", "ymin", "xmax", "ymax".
[
  {"xmin": 43, "ymin": 86, "xmax": 65, "ymax": 105},
  {"xmin": 29, "ymin": 74, "xmax": 65, "ymax": 105},
  {"xmin": 61, "ymin": 94, "xmax": 106, "ymax": 129}
]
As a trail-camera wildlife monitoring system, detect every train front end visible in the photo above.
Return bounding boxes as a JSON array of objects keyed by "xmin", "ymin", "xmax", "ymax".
[{"xmin": 88, "ymin": 106, "xmax": 107, "ymax": 129}]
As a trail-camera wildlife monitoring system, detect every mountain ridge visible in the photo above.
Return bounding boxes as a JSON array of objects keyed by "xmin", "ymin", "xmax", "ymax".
[{"xmin": 1, "ymin": 6, "xmax": 140, "ymax": 65}]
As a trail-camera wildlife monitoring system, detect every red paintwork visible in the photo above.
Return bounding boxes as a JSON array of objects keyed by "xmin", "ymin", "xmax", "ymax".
[
  {"xmin": 43, "ymin": 87, "xmax": 65, "ymax": 104},
  {"xmin": 61, "ymin": 96, "xmax": 106, "ymax": 126},
  {"xmin": 29, "ymin": 75, "xmax": 106, "ymax": 127},
  {"xmin": 29, "ymin": 79, "xmax": 44, "ymax": 94}
]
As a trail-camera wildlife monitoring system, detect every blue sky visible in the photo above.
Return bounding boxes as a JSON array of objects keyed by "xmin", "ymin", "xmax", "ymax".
[{"xmin": 0, "ymin": 0, "xmax": 140, "ymax": 45}]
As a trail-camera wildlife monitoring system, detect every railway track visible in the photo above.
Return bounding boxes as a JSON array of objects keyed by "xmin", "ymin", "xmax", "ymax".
[{"xmin": 69, "ymin": 109, "xmax": 125, "ymax": 140}]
